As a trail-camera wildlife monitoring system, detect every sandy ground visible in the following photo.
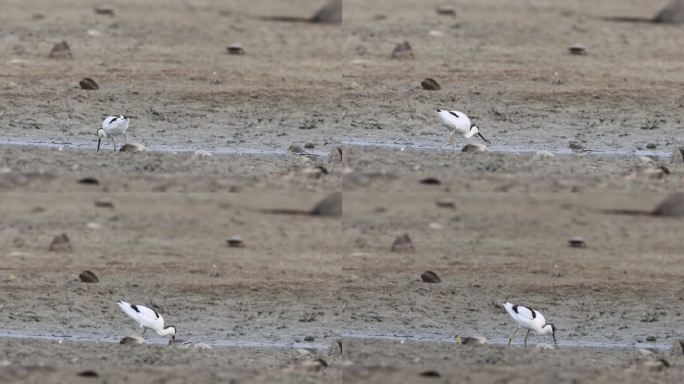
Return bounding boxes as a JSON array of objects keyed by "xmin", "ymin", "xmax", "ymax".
[{"xmin": 2, "ymin": 0, "xmax": 684, "ymax": 383}]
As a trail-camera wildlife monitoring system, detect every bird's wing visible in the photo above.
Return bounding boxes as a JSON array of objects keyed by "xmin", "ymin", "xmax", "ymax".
[
  {"xmin": 118, "ymin": 301, "xmax": 163, "ymax": 326},
  {"xmin": 512, "ymin": 304, "xmax": 538, "ymax": 321}
]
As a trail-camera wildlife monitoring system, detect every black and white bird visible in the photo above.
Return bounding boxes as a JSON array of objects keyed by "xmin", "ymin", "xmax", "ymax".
[
  {"xmin": 436, "ymin": 109, "xmax": 490, "ymax": 150},
  {"xmin": 97, "ymin": 115, "xmax": 129, "ymax": 152},
  {"xmin": 503, "ymin": 302, "xmax": 557, "ymax": 348},
  {"xmin": 117, "ymin": 301, "xmax": 176, "ymax": 340}
]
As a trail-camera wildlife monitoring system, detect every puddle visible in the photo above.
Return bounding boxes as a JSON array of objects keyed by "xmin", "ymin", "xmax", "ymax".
[
  {"xmin": 341, "ymin": 139, "xmax": 673, "ymax": 159},
  {"xmin": 0, "ymin": 331, "xmax": 330, "ymax": 351},
  {"xmin": 340, "ymin": 331, "xmax": 672, "ymax": 351},
  {"xmin": 0, "ymin": 139, "xmax": 328, "ymax": 158}
]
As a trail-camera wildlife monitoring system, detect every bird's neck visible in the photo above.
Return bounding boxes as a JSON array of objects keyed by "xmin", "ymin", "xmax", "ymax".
[{"xmin": 463, "ymin": 126, "xmax": 478, "ymax": 138}]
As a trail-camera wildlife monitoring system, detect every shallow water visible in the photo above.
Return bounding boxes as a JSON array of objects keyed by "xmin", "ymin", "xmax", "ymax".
[
  {"xmin": 340, "ymin": 330, "xmax": 672, "ymax": 351},
  {"xmin": 341, "ymin": 139, "xmax": 673, "ymax": 159},
  {"xmin": 0, "ymin": 330, "xmax": 331, "ymax": 351}
]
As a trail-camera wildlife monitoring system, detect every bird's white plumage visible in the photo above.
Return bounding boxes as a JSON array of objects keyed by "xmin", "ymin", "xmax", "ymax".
[
  {"xmin": 436, "ymin": 109, "xmax": 490, "ymax": 149},
  {"xmin": 503, "ymin": 302, "xmax": 556, "ymax": 348},
  {"xmin": 117, "ymin": 301, "xmax": 175, "ymax": 338},
  {"xmin": 97, "ymin": 115, "xmax": 129, "ymax": 151}
]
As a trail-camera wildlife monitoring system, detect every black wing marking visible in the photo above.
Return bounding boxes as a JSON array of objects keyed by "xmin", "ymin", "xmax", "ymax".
[
  {"xmin": 130, "ymin": 304, "xmax": 140, "ymax": 313},
  {"xmin": 108, "ymin": 116, "xmax": 118, "ymax": 124},
  {"xmin": 152, "ymin": 309, "xmax": 160, "ymax": 319},
  {"xmin": 448, "ymin": 111, "xmax": 459, "ymax": 118},
  {"xmin": 513, "ymin": 304, "xmax": 537, "ymax": 319}
]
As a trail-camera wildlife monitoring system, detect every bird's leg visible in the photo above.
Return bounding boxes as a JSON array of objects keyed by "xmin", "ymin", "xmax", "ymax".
[
  {"xmin": 111, "ymin": 137, "xmax": 116, "ymax": 152},
  {"xmin": 524, "ymin": 329, "xmax": 531, "ymax": 348},
  {"xmin": 507, "ymin": 328, "xmax": 519, "ymax": 347},
  {"xmin": 124, "ymin": 132, "xmax": 128, "ymax": 144},
  {"xmin": 142, "ymin": 327, "xmax": 147, "ymax": 337},
  {"xmin": 448, "ymin": 131, "xmax": 455, "ymax": 151}
]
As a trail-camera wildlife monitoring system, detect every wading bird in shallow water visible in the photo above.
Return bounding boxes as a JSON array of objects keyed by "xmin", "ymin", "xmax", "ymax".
[
  {"xmin": 97, "ymin": 115, "xmax": 129, "ymax": 152},
  {"xmin": 503, "ymin": 302, "xmax": 557, "ymax": 348},
  {"xmin": 117, "ymin": 301, "xmax": 176, "ymax": 340},
  {"xmin": 436, "ymin": 109, "xmax": 490, "ymax": 150}
]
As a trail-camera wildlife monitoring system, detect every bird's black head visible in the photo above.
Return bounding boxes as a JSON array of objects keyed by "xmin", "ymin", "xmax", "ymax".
[{"xmin": 166, "ymin": 324, "xmax": 177, "ymax": 339}]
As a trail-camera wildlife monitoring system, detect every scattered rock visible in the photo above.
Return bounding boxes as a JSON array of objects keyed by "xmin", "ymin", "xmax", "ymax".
[
  {"xmin": 421, "ymin": 271, "xmax": 441, "ymax": 283},
  {"xmin": 94, "ymin": 5, "xmax": 115, "ymax": 15},
  {"xmin": 533, "ymin": 150, "xmax": 555, "ymax": 159},
  {"xmin": 311, "ymin": 0, "xmax": 341, "ymax": 23},
  {"xmin": 568, "ymin": 43, "xmax": 586, "ymax": 55},
  {"xmin": 640, "ymin": 358, "xmax": 670, "ymax": 371},
  {"xmin": 568, "ymin": 141, "xmax": 587, "ymax": 151},
  {"xmin": 94, "ymin": 199, "xmax": 114, "ymax": 208},
  {"xmin": 654, "ymin": 0, "xmax": 684, "ymax": 24},
  {"xmin": 568, "ymin": 236, "xmax": 587, "ymax": 248},
  {"xmin": 78, "ymin": 177, "xmax": 99, "ymax": 185},
  {"xmin": 420, "ymin": 177, "xmax": 441, "ymax": 185},
  {"xmin": 421, "ymin": 78, "xmax": 441, "ymax": 90},
  {"xmin": 300, "ymin": 358, "xmax": 328, "ymax": 372},
  {"xmin": 456, "ymin": 335, "xmax": 487, "ymax": 345},
  {"xmin": 643, "ymin": 166, "xmax": 670, "ymax": 179},
  {"xmin": 436, "ymin": 199, "xmax": 456, "ymax": 209},
  {"xmin": 310, "ymin": 192, "xmax": 342, "ymax": 217},
  {"xmin": 49, "ymin": 234, "xmax": 72, "ymax": 252},
  {"xmin": 391, "ymin": 233, "xmax": 414, "ymax": 252},
  {"xmin": 227, "ymin": 43, "xmax": 245, "ymax": 55},
  {"xmin": 304, "ymin": 335, "xmax": 316, "ymax": 342},
  {"xmin": 652, "ymin": 193, "xmax": 684, "ymax": 217},
  {"xmin": 646, "ymin": 336, "xmax": 657, "ymax": 342},
  {"xmin": 119, "ymin": 143, "xmax": 145, "ymax": 152},
  {"xmin": 535, "ymin": 343, "xmax": 555, "ymax": 350},
  {"xmin": 303, "ymin": 165, "xmax": 329, "ymax": 179},
  {"xmin": 226, "ymin": 236, "xmax": 244, "ymax": 248},
  {"xmin": 420, "ymin": 370, "xmax": 441, "ymax": 377},
  {"xmin": 79, "ymin": 270, "xmax": 99, "ymax": 283},
  {"xmin": 646, "ymin": 143, "xmax": 657, "ymax": 149},
  {"xmin": 49, "ymin": 41, "xmax": 72, "ymax": 59},
  {"xmin": 436, "ymin": 5, "xmax": 457, "ymax": 16},
  {"xmin": 193, "ymin": 150, "xmax": 213, "ymax": 158},
  {"xmin": 391, "ymin": 41, "xmax": 414, "ymax": 59},
  {"xmin": 671, "ymin": 146, "xmax": 684, "ymax": 164},
  {"xmin": 462, "ymin": 143, "xmax": 488, "ymax": 153},
  {"xmin": 77, "ymin": 370, "xmax": 99, "ymax": 377},
  {"xmin": 119, "ymin": 335, "xmax": 144, "ymax": 345},
  {"xmin": 79, "ymin": 78, "xmax": 99, "ymax": 90},
  {"xmin": 670, "ymin": 339, "xmax": 684, "ymax": 355},
  {"xmin": 304, "ymin": 143, "xmax": 315, "ymax": 149}
]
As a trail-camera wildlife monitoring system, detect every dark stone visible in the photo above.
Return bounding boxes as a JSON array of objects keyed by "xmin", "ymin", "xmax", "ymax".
[
  {"xmin": 420, "ymin": 177, "xmax": 441, "ymax": 185},
  {"xmin": 654, "ymin": 0, "xmax": 684, "ymax": 23},
  {"xmin": 49, "ymin": 41, "xmax": 72, "ymax": 59},
  {"xmin": 79, "ymin": 78, "xmax": 99, "ymax": 90},
  {"xmin": 78, "ymin": 177, "xmax": 99, "ymax": 185},
  {"xmin": 78, "ymin": 370, "xmax": 99, "ymax": 377},
  {"xmin": 391, "ymin": 233, "xmax": 414, "ymax": 252},
  {"xmin": 391, "ymin": 41, "xmax": 414, "ymax": 59},
  {"xmin": 652, "ymin": 193, "xmax": 684, "ymax": 217},
  {"xmin": 421, "ymin": 78, "xmax": 441, "ymax": 90},
  {"xmin": 79, "ymin": 270, "xmax": 99, "ymax": 283},
  {"xmin": 421, "ymin": 271, "xmax": 441, "ymax": 283},
  {"xmin": 49, "ymin": 234, "xmax": 72, "ymax": 252}
]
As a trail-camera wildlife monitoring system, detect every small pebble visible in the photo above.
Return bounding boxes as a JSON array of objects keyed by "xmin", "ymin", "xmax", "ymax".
[
  {"xmin": 49, "ymin": 41, "xmax": 72, "ymax": 59},
  {"xmin": 391, "ymin": 41, "xmax": 414, "ymax": 59},
  {"xmin": 226, "ymin": 236, "xmax": 244, "ymax": 248},
  {"xmin": 421, "ymin": 78, "xmax": 441, "ymax": 90},
  {"xmin": 455, "ymin": 335, "xmax": 487, "ymax": 345},
  {"xmin": 119, "ymin": 335, "xmax": 144, "ymax": 345},
  {"xmin": 568, "ymin": 43, "xmax": 586, "ymax": 55},
  {"xmin": 78, "ymin": 370, "xmax": 99, "ymax": 377},
  {"xmin": 421, "ymin": 270, "xmax": 440, "ymax": 283},
  {"xmin": 462, "ymin": 143, "xmax": 488, "ymax": 153},
  {"xmin": 193, "ymin": 150, "xmax": 213, "ymax": 158},
  {"xmin": 94, "ymin": 5, "xmax": 115, "ymax": 15},
  {"xmin": 646, "ymin": 143, "xmax": 657, "ymax": 149},
  {"xmin": 568, "ymin": 236, "xmax": 587, "ymax": 248},
  {"xmin": 227, "ymin": 43, "xmax": 245, "ymax": 55},
  {"xmin": 310, "ymin": 193, "xmax": 342, "ymax": 217},
  {"xmin": 119, "ymin": 143, "xmax": 145, "ymax": 152},
  {"xmin": 436, "ymin": 5, "xmax": 457, "ymax": 16},
  {"xmin": 79, "ymin": 270, "xmax": 99, "ymax": 283},
  {"xmin": 420, "ymin": 177, "xmax": 441, "ymax": 185},
  {"xmin": 94, "ymin": 199, "xmax": 114, "ymax": 208},
  {"xmin": 79, "ymin": 78, "xmax": 99, "ymax": 90},
  {"xmin": 436, "ymin": 199, "xmax": 456, "ymax": 209},
  {"xmin": 391, "ymin": 234, "xmax": 414, "ymax": 252},
  {"xmin": 49, "ymin": 233, "xmax": 72, "ymax": 252},
  {"xmin": 78, "ymin": 177, "xmax": 99, "ymax": 185}
]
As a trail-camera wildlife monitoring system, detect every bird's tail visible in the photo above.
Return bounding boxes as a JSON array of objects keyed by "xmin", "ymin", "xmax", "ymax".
[{"xmin": 117, "ymin": 301, "xmax": 137, "ymax": 319}]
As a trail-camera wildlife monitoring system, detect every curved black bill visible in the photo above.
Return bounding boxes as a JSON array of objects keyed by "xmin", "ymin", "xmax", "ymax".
[
  {"xmin": 97, "ymin": 138, "xmax": 101, "ymax": 152},
  {"xmin": 552, "ymin": 333, "xmax": 558, "ymax": 349},
  {"xmin": 477, "ymin": 132, "xmax": 491, "ymax": 144}
]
